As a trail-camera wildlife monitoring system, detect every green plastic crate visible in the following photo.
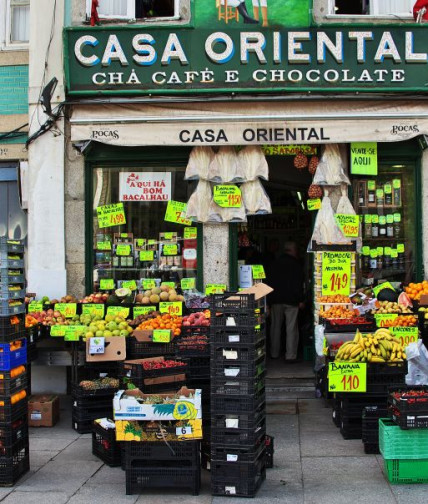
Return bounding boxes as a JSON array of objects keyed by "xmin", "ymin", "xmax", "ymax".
[
  {"xmin": 379, "ymin": 418, "xmax": 428, "ymax": 459},
  {"xmin": 384, "ymin": 459, "xmax": 428, "ymax": 484}
]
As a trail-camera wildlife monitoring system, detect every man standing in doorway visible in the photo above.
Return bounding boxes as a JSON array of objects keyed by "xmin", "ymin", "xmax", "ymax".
[{"xmin": 266, "ymin": 241, "xmax": 304, "ymax": 363}]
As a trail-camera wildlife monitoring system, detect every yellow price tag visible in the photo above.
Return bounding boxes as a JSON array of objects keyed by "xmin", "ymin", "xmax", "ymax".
[
  {"xmin": 251, "ymin": 265, "xmax": 266, "ymax": 280},
  {"xmin": 100, "ymin": 279, "xmax": 115, "ymax": 290},
  {"xmin": 96, "ymin": 203, "xmax": 126, "ymax": 229},
  {"xmin": 107, "ymin": 306, "xmax": 130, "ymax": 318},
  {"xmin": 390, "ymin": 326, "xmax": 418, "ymax": 346},
  {"xmin": 328, "ymin": 362, "xmax": 367, "ymax": 393},
  {"xmin": 163, "ymin": 244, "xmax": 178, "ymax": 256},
  {"xmin": 133, "ymin": 306, "xmax": 156, "ymax": 317},
  {"xmin": 135, "ymin": 239, "xmax": 146, "ymax": 248},
  {"xmin": 307, "ymin": 198, "xmax": 321, "ymax": 211},
  {"xmin": 335, "ymin": 214, "xmax": 359, "ymax": 238},
  {"xmin": 116, "ymin": 244, "xmax": 131, "ymax": 256},
  {"xmin": 375, "ymin": 313, "xmax": 398, "ymax": 327},
  {"xmin": 181, "ymin": 278, "xmax": 196, "ymax": 290},
  {"xmin": 321, "ymin": 252, "xmax": 351, "ymax": 297},
  {"xmin": 152, "ymin": 329, "xmax": 172, "ymax": 343},
  {"xmin": 122, "ymin": 280, "xmax": 137, "ymax": 291},
  {"xmin": 28, "ymin": 301, "xmax": 43, "ymax": 313},
  {"xmin": 213, "ymin": 185, "xmax": 242, "ymax": 208},
  {"xmin": 97, "ymin": 241, "xmax": 112, "ymax": 250},
  {"xmin": 142, "ymin": 279, "xmax": 156, "ymax": 290},
  {"xmin": 50, "ymin": 325, "xmax": 66, "ymax": 337},
  {"xmin": 159, "ymin": 302, "xmax": 182, "ymax": 316},
  {"xmin": 82, "ymin": 304, "xmax": 105, "ymax": 317},
  {"xmin": 64, "ymin": 325, "xmax": 86, "ymax": 342},
  {"xmin": 163, "ymin": 232, "xmax": 174, "ymax": 240},
  {"xmin": 164, "ymin": 200, "xmax": 192, "ymax": 226},
  {"xmin": 55, "ymin": 303, "xmax": 77, "ymax": 318},
  {"xmin": 206, "ymin": 284, "xmax": 227, "ymax": 295},
  {"xmin": 140, "ymin": 250, "xmax": 154, "ymax": 261},
  {"xmin": 184, "ymin": 227, "xmax": 197, "ymax": 239}
]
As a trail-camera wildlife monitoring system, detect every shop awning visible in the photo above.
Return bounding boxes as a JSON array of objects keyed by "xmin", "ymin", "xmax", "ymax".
[{"xmin": 70, "ymin": 99, "xmax": 428, "ymax": 147}]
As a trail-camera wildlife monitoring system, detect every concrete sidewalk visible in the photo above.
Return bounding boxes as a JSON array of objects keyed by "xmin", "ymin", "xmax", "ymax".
[{"xmin": 1, "ymin": 397, "xmax": 426, "ymax": 503}]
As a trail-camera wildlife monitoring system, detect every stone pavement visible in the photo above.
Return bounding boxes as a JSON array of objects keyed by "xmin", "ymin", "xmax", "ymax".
[{"xmin": 1, "ymin": 397, "xmax": 427, "ymax": 503}]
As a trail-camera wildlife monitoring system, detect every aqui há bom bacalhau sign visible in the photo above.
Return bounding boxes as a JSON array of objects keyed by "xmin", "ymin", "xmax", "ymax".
[{"xmin": 66, "ymin": 26, "xmax": 428, "ymax": 95}]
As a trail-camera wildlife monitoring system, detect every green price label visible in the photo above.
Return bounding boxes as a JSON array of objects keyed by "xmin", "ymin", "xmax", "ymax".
[
  {"xmin": 367, "ymin": 180, "xmax": 376, "ymax": 190},
  {"xmin": 335, "ymin": 214, "xmax": 359, "ymax": 238},
  {"xmin": 252, "ymin": 265, "xmax": 266, "ymax": 279},
  {"xmin": 28, "ymin": 301, "xmax": 43, "ymax": 313},
  {"xmin": 375, "ymin": 313, "xmax": 398, "ymax": 327},
  {"xmin": 397, "ymin": 244, "xmax": 405, "ymax": 253},
  {"xmin": 55, "ymin": 303, "xmax": 77, "ymax": 318},
  {"xmin": 376, "ymin": 189, "xmax": 384, "ymax": 198},
  {"xmin": 107, "ymin": 306, "xmax": 130, "ymax": 318},
  {"xmin": 96, "ymin": 203, "xmax": 126, "ymax": 229},
  {"xmin": 159, "ymin": 302, "xmax": 183, "ymax": 316},
  {"xmin": 163, "ymin": 232, "xmax": 174, "ymax": 240},
  {"xmin": 362, "ymin": 246, "xmax": 370, "ymax": 255},
  {"xmin": 321, "ymin": 252, "xmax": 351, "ymax": 297},
  {"xmin": 386, "ymin": 215, "xmax": 394, "ymax": 224},
  {"xmin": 393, "ymin": 179, "xmax": 401, "ymax": 189},
  {"xmin": 213, "ymin": 185, "xmax": 242, "ymax": 208},
  {"xmin": 373, "ymin": 281, "xmax": 395, "ymax": 297},
  {"xmin": 140, "ymin": 250, "xmax": 154, "ymax": 262},
  {"xmin": 164, "ymin": 200, "xmax": 192, "ymax": 226},
  {"xmin": 328, "ymin": 362, "xmax": 367, "ymax": 393},
  {"xmin": 364, "ymin": 214, "xmax": 372, "ymax": 223},
  {"xmin": 390, "ymin": 326, "xmax": 419, "ymax": 346},
  {"xmin": 307, "ymin": 198, "xmax": 321, "ymax": 211},
  {"xmin": 97, "ymin": 241, "xmax": 112, "ymax": 250},
  {"xmin": 350, "ymin": 143, "xmax": 378, "ymax": 176},
  {"xmin": 206, "ymin": 284, "xmax": 227, "ymax": 295},
  {"xmin": 184, "ymin": 227, "xmax": 197, "ymax": 239},
  {"xmin": 100, "ymin": 279, "xmax": 115, "ymax": 290},
  {"xmin": 394, "ymin": 213, "xmax": 401, "ymax": 223},
  {"xmin": 384, "ymin": 184, "xmax": 392, "ymax": 194},
  {"xmin": 377, "ymin": 247, "xmax": 384, "ymax": 256},
  {"xmin": 384, "ymin": 247, "xmax": 392, "ymax": 256},
  {"xmin": 148, "ymin": 239, "xmax": 156, "ymax": 245},
  {"xmin": 64, "ymin": 325, "xmax": 86, "ymax": 342},
  {"xmin": 161, "ymin": 282, "xmax": 175, "ymax": 288},
  {"xmin": 122, "ymin": 280, "xmax": 137, "ymax": 291},
  {"xmin": 116, "ymin": 244, "xmax": 131, "ymax": 256},
  {"xmin": 50, "ymin": 325, "xmax": 66, "ymax": 337},
  {"xmin": 163, "ymin": 244, "xmax": 178, "ymax": 256},
  {"xmin": 135, "ymin": 239, "xmax": 146, "ymax": 248},
  {"xmin": 372, "ymin": 215, "xmax": 379, "ymax": 224},
  {"xmin": 142, "ymin": 279, "xmax": 156, "ymax": 290},
  {"xmin": 379, "ymin": 216, "xmax": 386, "ymax": 225},
  {"xmin": 133, "ymin": 306, "xmax": 156, "ymax": 317},
  {"xmin": 82, "ymin": 304, "xmax": 105, "ymax": 317},
  {"xmin": 120, "ymin": 233, "xmax": 129, "ymax": 238},
  {"xmin": 370, "ymin": 250, "xmax": 377, "ymax": 258},
  {"xmin": 391, "ymin": 249, "xmax": 398, "ymax": 259},
  {"xmin": 152, "ymin": 329, "xmax": 172, "ymax": 343},
  {"xmin": 181, "ymin": 278, "xmax": 196, "ymax": 290}
]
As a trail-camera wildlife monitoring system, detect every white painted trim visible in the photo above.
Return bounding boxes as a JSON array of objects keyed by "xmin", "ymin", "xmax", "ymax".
[
  {"xmin": 85, "ymin": 0, "xmax": 180, "ymax": 22},
  {"xmin": 330, "ymin": 0, "xmax": 413, "ymax": 17}
]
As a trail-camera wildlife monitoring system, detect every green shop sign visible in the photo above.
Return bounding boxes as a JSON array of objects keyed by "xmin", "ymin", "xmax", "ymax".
[{"xmin": 65, "ymin": 26, "xmax": 428, "ymax": 95}]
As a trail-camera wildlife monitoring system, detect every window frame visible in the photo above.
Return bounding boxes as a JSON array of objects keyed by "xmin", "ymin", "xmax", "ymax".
[
  {"xmin": 327, "ymin": 0, "xmax": 414, "ymax": 19},
  {"xmin": 85, "ymin": 0, "xmax": 181, "ymax": 23},
  {"xmin": 3, "ymin": 0, "xmax": 30, "ymax": 50}
]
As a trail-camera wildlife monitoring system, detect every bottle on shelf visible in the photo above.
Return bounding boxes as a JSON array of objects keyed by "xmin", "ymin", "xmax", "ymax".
[
  {"xmin": 393, "ymin": 179, "xmax": 402, "ymax": 206},
  {"xmin": 364, "ymin": 214, "xmax": 372, "ymax": 238},
  {"xmin": 379, "ymin": 215, "xmax": 386, "ymax": 237},
  {"xmin": 372, "ymin": 214, "xmax": 379, "ymax": 238},
  {"xmin": 393, "ymin": 213, "xmax": 401, "ymax": 238},
  {"xmin": 386, "ymin": 214, "xmax": 394, "ymax": 238},
  {"xmin": 384, "ymin": 182, "xmax": 393, "ymax": 206},
  {"xmin": 367, "ymin": 180, "xmax": 376, "ymax": 206}
]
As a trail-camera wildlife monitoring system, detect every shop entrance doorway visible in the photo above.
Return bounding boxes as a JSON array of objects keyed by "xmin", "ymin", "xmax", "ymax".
[{"xmin": 237, "ymin": 153, "xmax": 315, "ymax": 369}]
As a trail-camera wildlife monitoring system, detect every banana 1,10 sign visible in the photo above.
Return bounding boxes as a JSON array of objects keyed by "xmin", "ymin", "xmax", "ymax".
[
  {"xmin": 321, "ymin": 252, "xmax": 351, "ymax": 296},
  {"xmin": 328, "ymin": 362, "xmax": 367, "ymax": 393}
]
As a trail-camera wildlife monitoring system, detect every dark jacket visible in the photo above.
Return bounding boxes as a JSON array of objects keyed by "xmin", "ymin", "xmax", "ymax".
[{"xmin": 266, "ymin": 253, "xmax": 304, "ymax": 306}]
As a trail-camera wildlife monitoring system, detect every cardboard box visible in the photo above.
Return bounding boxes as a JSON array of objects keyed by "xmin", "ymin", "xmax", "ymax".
[
  {"xmin": 115, "ymin": 418, "xmax": 203, "ymax": 442},
  {"xmin": 113, "ymin": 386, "xmax": 202, "ymax": 421},
  {"xmin": 131, "ymin": 331, "xmax": 176, "ymax": 344},
  {"xmin": 28, "ymin": 395, "xmax": 60, "ymax": 427},
  {"xmin": 233, "ymin": 282, "xmax": 273, "ymax": 300},
  {"xmin": 86, "ymin": 336, "xmax": 126, "ymax": 362}
]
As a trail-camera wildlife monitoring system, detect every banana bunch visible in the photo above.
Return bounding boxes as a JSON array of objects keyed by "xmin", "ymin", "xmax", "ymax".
[{"xmin": 335, "ymin": 329, "xmax": 406, "ymax": 363}]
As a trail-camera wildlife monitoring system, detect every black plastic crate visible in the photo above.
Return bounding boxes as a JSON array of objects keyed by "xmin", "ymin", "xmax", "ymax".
[
  {"xmin": 339, "ymin": 396, "xmax": 387, "ymax": 419},
  {"xmin": 0, "ymin": 415, "xmax": 28, "ymax": 446},
  {"xmin": 92, "ymin": 420, "xmax": 122, "ymax": 467},
  {"xmin": 265, "ymin": 435, "xmax": 274, "ymax": 469},
  {"xmin": 0, "ymin": 314, "xmax": 25, "ymax": 342},
  {"xmin": 211, "ymin": 373, "xmax": 265, "ymax": 396},
  {"xmin": 72, "ymin": 399, "xmax": 113, "ymax": 413},
  {"xmin": 71, "ymin": 381, "xmax": 119, "ymax": 399},
  {"xmin": 83, "ymin": 362, "xmax": 120, "ymax": 380},
  {"xmin": 211, "ymin": 465, "xmax": 265, "ymax": 497},
  {"xmin": 210, "ymin": 322, "xmax": 266, "ymax": 342},
  {"xmin": 0, "ymin": 449, "xmax": 29, "ymax": 487},
  {"xmin": 388, "ymin": 385, "xmax": 428, "ymax": 429},
  {"xmin": 120, "ymin": 359, "xmax": 188, "ymax": 380},
  {"xmin": 126, "ymin": 336, "xmax": 176, "ymax": 359},
  {"xmin": 183, "ymin": 356, "xmax": 210, "ymax": 379},
  {"xmin": 0, "ymin": 300, "xmax": 25, "ymax": 316},
  {"xmin": 211, "ymin": 404, "xmax": 265, "ymax": 432},
  {"xmin": 72, "ymin": 417, "xmax": 94, "ymax": 435},
  {"xmin": 332, "ymin": 398, "xmax": 341, "ymax": 428},
  {"xmin": 211, "ymin": 293, "xmax": 265, "ymax": 313},
  {"xmin": 210, "ymin": 338, "xmax": 265, "ymax": 363},
  {"xmin": 211, "ymin": 415, "xmax": 266, "ymax": 447},
  {"xmin": 363, "ymin": 442, "xmax": 380, "ymax": 455},
  {"xmin": 124, "ymin": 440, "xmax": 199, "ymax": 465},
  {"xmin": 211, "ymin": 354, "xmax": 265, "ymax": 380},
  {"xmin": 0, "ymin": 367, "xmax": 27, "ymax": 395},
  {"xmin": 176, "ymin": 330, "xmax": 209, "ymax": 357},
  {"xmin": 340, "ymin": 417, "xmax": 362, "ymax": 440},
  {"xmin": 141, "ymin": 380, "xmax": 188, "ymax": 395},
  {"xmin": 211, "ymin": 388, "xmax": 265, "ymax": 414},
  {"xmin": 211, "ymin": 442, "xmax": 264, "ymax": 464},
  {"xmin": 0, "ymin": 398, "xmax": 27, "ymax": 424},
  {"xmin": 210, "ymin": 312, "xmax": 264, "ymax": 329},
  {"xmin": 72, "ymin": 405, "xmax": 113, "ymax": 434},
  {"xmin": 211, "ymin": 445, "xmax": 265, "ymax": 479},
  {"xmin": 26, "ymin": 341, "xmax": 38, "ymax": 363},
  {"xmin": 125, "ymin": 464, "xmax": 200, "ymax": 496},
  {"xmin": 362, "ymin": 406, "xmax": 387, "ymax": 443}
]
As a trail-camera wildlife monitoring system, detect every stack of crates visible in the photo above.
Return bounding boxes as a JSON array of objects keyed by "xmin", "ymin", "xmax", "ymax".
[
  {"xmin": 362, "ymin": 405, "xmax": 387, "ymax": 454},
  {"xmin": 0, "ymin": 238, "xmax": 29, "ymax": 486},
  {"xmin": 210, "ymin": 293, "xmax": 266, "ymax": 497}
]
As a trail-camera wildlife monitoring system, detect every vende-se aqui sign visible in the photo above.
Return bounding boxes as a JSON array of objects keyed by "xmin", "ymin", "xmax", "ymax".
[{"xmin": 65, "ymin": 26, "xmax": 428, "ymax": 95}]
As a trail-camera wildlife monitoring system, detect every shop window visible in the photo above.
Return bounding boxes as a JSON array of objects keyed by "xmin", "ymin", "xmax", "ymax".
[
  {"xmin": 91, "ymin": 165, "xmax": 199, "ymax": 294},
  {"xmin": 2, "ymin": 0, "xmax": 30, "ymax": 46},
  {"xmin": 86, "ymin": 0, "xmax": 179, "ymax": 22},
  {"xmin": 332, "ymin": 0, "xmax": 413, "ymax": 16}
]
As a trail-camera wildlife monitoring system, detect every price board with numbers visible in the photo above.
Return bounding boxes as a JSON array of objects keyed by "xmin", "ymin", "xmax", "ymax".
[
  {"xmin": 55, "ymin": 303, "xmax": 77, "ymax": 318},
  {"xmin": 390, "ymin": 326, "xmax": 419, "ymax": 346},
  {"xmin": 251, "ymin": 265, "xmax": 266, "ymax": 280},
  {"xmin": 133, "ymin": 306, "xmax": 157, "ymax": 317},
  {"xmin": 181, "ymin": 277, "xmax": 196, "ymax": 290},
  {"xmin": 28, "ymin": 301, "xmax": 43, "ymax": 313},
  {"xmin": 116, "ymin": 244, "xmax": 131, "ymax": 256},
  {"xmin": 50, "ymin": 325, "xmax": 66, "ymax": 337},
  {"xmin": 100, "ymin": 279, "xmax": 115, "ymax": 290},
  {"xmin": 153, "ymin": 329, "xmax": 172, "ymax": 343},
  {"xmin": 107, "ymin": 306, "xmax": 130, "ymax": 318},
  {"xmin": 122, "ymin": 280, "xmax": 137, "ymax": 291},
  {"xmin": 335, "ymin": 214, "xmax": 360, "ymax": 238},
  {"xmin": 163, "ymin": 244, "xmax": 178, "ymax": 256},
  {"xmin": 206, "ymin": 284, "xmax": 227, "ymax": 295},
  {"xmin": 213, "ymin": 185, "xmax": 242, "ymax": 208},
  {"xmin": 164, "ymin": 200, "xmax": 192, "ymax": 226},
  {"xmin": 307, "ymin": 198, "xmax": 321, "ymax": 211},
  {"xmin": 142, "ymin": 279, "xmax": 156, "ymax": 290},
  {"xmin": 64, "ymin": 325, "xmax": 86, "ymax": 342},
  {"xmin": 139, "ymin": 250, "xmax": 154, "ymax": 262},
  {"xmin": 159, "ymin": 302, "xmax": 182, "ymax": 316},
  {"xmin": 321, "ymin": 252, "xmax": 351, "ymax": 297},
  {"xmin": 184, "ymin": 227, "xmax": 197, "ymax": 239},
  {"xmin": 375, "ymin": 313, "xmax": 398, "ymax": 327},
  {"xmin": 328, "ymin": 362, "xmax": 367, "ymax": 393},
  {"xmin": 97, "ymin": 241, "xmax": 112, "ymax": 250},
  {"xmin": 82, "ymin": 304, "xmax": 105, "ymax": 318},
  {"xmin": 96, "ymin": 203, "xmax": 126, "ymax": 228}
]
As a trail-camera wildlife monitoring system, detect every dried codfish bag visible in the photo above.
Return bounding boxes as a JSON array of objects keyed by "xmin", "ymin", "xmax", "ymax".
[
  {"xmin": 207, "ymin": 199, "xmax": 223, "ymax": 223},
  {"xmin": 185, "ymin": 147, "xmax": 214, "ymax": 181},
  {"xmin": 209, "ymin": 147, "xmax": 240, "ymax": 183},
  {"xmin": 220, "ymin": 204, "xmax": 247, "ymax": 223},
  {"xmin": 308, "ymin": 193, "xmax": 348, "ymax": 250},
  {"xmin": 313, "ymin": 144, "xmax": 351, "ymax": 186},
  {"xmin": 186, "ymin": 180, "xmax": 213, "ymax": 222},
  {"xmin": 241, "ymin": 179, "xmax": 272, "ymax": 215},
  {"xmin": 237, "ymin": 146, "xmax": 269, "ymax": 182}
]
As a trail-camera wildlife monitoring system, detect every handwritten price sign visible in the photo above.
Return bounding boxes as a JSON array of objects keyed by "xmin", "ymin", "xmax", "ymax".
[
  {"xmin": 321, "ymin": 252, "xmax": 351, "ymax": 297},
  {"xmin": 100, "ymin": 279, "xmax": 115, "ymax": 290},
  {"xmin": 28, "ymin": 301, "xmax": 43, "ymax": 313},
  {"xmin": 328, "ymin": 362, "xmax": 367, "ymax": 393},
  {"xmin": 335, "ymin": 214, "xmax": 360, "ymax": 238},
  {"xmin": 64, "ymin": 325, "xmax": 86, "ymax": 342},
  {"xmin": 107, "ymin": 306, "xmax": 130, "ymax": 318},
  {"xmin": 152, "ymin": 329, "xmax": 172, "ymax": 343},
  {"xmin": 159, "ymin": 302, "xmax": 182, "ymax": 316},
  {"xmin": 375, "ymin": 313, "xmax": 398, "ymax": 327},
  {"xmin": 213, "ymin": 185, "xmax": 242, "ymax": 208},
  {"xmin": 206, "ymin": 284, "xmax": 227, "ymax": 295},
  {"xmin": 50, "ymin": 325, "xmax": 66, "ymax": 337},
  {"xmin": 55, "ymin": 303, "xmax": 77, "ymax": 318},
  {"xmin": 96, "ymin": 203, "xmax": 126, "ymax": 229},
  {"xmin": 122, "ymin": 280, "xmax": 137, "ymax": 291},
  {"xmin": 164, "ymin": 200, "xmax": 192, "ymax": 226},
  {"xmin": 252, "ymin": 265, "xmax": 266, "ymax": 280},
  {"xmin": 133, "ymin": 306, "xmax": 156, "ymax": 317},
  {"xmin": 163, "ymin": 244, "xmax": 178, "ymax": 256},
  {"xmin": 390, "ymin": 326, "xmax": 419, "ymax": 346},
  {"xmin": 140, "ymin": 250, "xmax": 154, "ymax": 261},
  {"xmin": 142, "ymin": 279, "xmax": 156, "ymax": 290},
  {"xmin": 82, "ymin": 304, "xmax": 105, "ymax": 318},
  {"xmin": 97, "ymin": 241, "xmax": 112, "ymax": 250},
  {"xmin": 181, "ymin": 277, "xmax": 196, "ymax": 290},
  {"xmin": 307, "ymin": 198, "xmax": 321, "ymax": 211},
  {"xmin": 184, "ymin": 227, "xmax": 197, "ymax": 239},
  {"xmin": 116, "ymin": 244, "xmax": 131, "ymax": 256}
]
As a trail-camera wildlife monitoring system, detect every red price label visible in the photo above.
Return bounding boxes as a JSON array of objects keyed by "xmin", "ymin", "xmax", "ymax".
[
  {"xmin": 342, "ymin": 224, "xmax": 359, "ymax": 236},
  {"xmin": 340, "ymin": 374, "xmax": 360, "ymax": 391},
  {"xmin": 228, "ymin": 194, "xmax": 242, "ymax": 207},
  {"xmin": 110, "ymin": 213, "xmax": 125, "ymax": 225},
  {"xmin": 328, "ymin": 272, "xmax": 349, "ymax": 293},
  {"xmin": 159, "ymin": 302, "xmax": 182, "ymax": 316}
]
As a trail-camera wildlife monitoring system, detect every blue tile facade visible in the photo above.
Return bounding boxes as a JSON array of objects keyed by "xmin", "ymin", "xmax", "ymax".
[{"xmin": 0, "ymin": 65, "xmax": 29, "ymax": 115}]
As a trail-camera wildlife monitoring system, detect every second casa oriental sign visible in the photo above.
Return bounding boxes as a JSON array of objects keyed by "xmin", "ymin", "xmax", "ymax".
[{"xmin": 65, "ymin": 26, "xmax": 428, "ymax": 95}]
